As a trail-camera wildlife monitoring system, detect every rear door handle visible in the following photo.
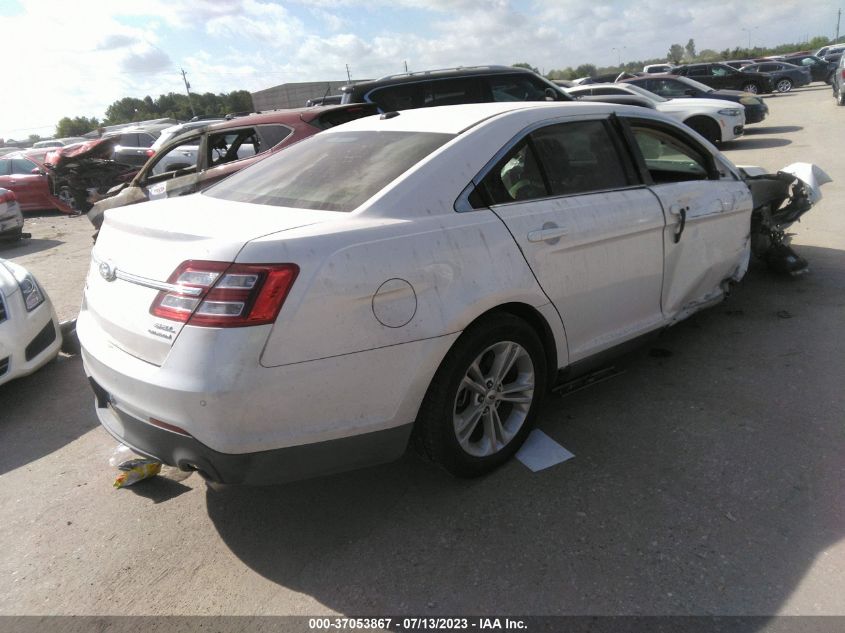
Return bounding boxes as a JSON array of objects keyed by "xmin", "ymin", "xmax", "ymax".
[{"xmin": 527, "ymin": 227, "xmax": 569, "ymax": 243}]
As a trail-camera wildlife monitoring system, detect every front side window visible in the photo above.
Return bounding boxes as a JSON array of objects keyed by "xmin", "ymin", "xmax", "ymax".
[
  {"xmin": 206, "ymin": 131, "xmax": 454, "ymax": 212},
  {"xmin": 0, "ymin": 160, "xmax": 11, "ymax": 176},
  {"xmin": 148, "ymin": 138, "xmax": 200, "ymax": 179},
  {"xmin": 10, "ymin": 159, "xmax": 37, "ymax": 175},
  {"xmin": 630, "ymin": 124, "xmax": 711, "ymax": 183}
]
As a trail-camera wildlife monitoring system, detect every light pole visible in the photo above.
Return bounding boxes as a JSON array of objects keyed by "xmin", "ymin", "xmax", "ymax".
[
  {"xmin": 612, "ymin": 46, "xmax": 626, "ymax": 66},
  {"xmin": 741, "ymin": 27, "xmax": 758, "ymax": 50}
]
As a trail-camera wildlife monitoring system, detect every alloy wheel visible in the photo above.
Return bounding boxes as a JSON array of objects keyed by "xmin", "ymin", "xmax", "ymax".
[{"xmin": 452, "ymin": 340, "xmax": 535, "ymax": 457}]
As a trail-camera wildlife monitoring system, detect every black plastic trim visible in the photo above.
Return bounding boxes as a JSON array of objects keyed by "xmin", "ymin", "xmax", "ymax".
[
  {"xmin": 91, "ymin": 383, "xmax": 414, "ymax": 485},
  {"xmin": 25, "ymin": 321, "xmax": 57, "ymax": 362}
]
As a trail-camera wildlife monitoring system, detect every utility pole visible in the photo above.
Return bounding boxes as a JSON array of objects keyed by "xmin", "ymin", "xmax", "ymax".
[
  {"xmin": 181, "ymin": 68, "xmax": 197, "ymax": 118},
  {"xmin": 836, "ymin": 8, "xmax": 841, "ymax": 43},
  {"xmin": 404, "ymin": 60, "xmax": 408, "ymax": 73},
  {"xmin": 346, "ymin": 64, "xmax": 352, "ymax": 83}
]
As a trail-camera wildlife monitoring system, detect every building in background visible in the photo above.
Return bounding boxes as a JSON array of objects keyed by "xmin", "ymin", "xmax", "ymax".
[{"xmin": 251, "ymin": 81, "xmax": 354, "ymax": 110}]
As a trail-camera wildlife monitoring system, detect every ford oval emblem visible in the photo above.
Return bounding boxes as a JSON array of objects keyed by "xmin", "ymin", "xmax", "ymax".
[{"xmin": 99, "ymin": 260, "xmax": 117, "ymax": 282}]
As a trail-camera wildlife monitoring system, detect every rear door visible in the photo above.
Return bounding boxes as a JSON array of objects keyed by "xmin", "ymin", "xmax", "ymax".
[
  {"xmin": 621, "ymin": 117, "xmax": 752, "ymax": 318},
  {"xmin": 477, "ymin": 116, "xmax": 666, "ymax": 361}
]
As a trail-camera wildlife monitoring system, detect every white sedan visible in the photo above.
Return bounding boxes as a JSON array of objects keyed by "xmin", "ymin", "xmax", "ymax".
[
  {"xmin": 0, "ymin": 259, "xmax": 62, "ymax": 386},
  {"xmin": 79, "ymin": 102, "xmax": 764, "ymax": 484},
  {"xmin": 566, "ymin": 82, "xmax": 745, "ymax": 144}
]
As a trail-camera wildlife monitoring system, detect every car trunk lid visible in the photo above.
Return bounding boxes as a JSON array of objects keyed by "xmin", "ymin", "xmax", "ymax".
[{"xmin": 84, "ymin": 195, "xmax": 329, "ymax": 366}]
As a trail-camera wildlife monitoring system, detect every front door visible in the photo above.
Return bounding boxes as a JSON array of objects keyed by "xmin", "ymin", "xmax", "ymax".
[
  {"xmin": 623, "ymin": 118, "xmax": 753, "ymax": 319},
  {"xmin": 479, "ymin": 117, "xmax": 666, "ymax": 362}
]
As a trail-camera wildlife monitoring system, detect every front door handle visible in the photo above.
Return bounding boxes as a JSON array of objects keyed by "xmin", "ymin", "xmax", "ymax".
[
  {"xmin": 527, "ymin": 226, "xmax": 569, "ymax": 243},
  {"xmin": 671, "ymin": 206, "xmax": 688, "ymax": 243}
]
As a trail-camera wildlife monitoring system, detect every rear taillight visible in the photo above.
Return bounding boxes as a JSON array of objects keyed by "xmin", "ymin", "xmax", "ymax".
[
  {"xmin": 150, "ymin": 260, "xmax": 298, "ymax": 327},
  {"xmin": 0, "ymin": 190, "xmax": 16, "ymax": 204},
  {"xmin": 146, "ymin": 149, "xmax": 155, "ymax": 157},
  {"xmin": 841, "ymin": 70, "xmax": 845, "ymax": 80}
]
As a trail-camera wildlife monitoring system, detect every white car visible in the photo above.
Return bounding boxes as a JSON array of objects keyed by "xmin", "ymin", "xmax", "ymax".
[
  {"xmin": 566, "ymin": 83, "xmax": 745, "ymax": 144},
  {"xmin": 0, "ymin": 188, "xmax": 24, "ymax": 241},
  {"xmin": 79, "ymin": 101, "xmax": 765, "ymax": 484},
  {"xmin": 0, "ymin": 259, "xmax": 62, "ymax": 386}
]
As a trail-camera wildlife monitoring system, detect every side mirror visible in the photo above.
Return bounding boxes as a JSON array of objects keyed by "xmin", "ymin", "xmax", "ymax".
[{"xmin": 31, "ymin": 167, "xmax": 45, "ymax": 176}]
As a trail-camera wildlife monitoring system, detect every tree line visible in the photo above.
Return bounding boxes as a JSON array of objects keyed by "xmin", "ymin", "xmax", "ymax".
[{"xmin": 47, "ymin": 90, "xmax": 253, "ymax": 140}]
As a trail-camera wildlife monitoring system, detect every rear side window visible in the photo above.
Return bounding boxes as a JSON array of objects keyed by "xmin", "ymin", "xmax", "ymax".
[
  {"xmin": 309, "ymin": 105, "xmax": 377, "ymax": 130},
  {"xmin": 531, "ymin": 121, "xmax": 630, "ymax": 195},
  {"xmin": 206, "ymin": 131, "xmax": 454, "ymax": 212},
  {"xmin": 367, "ymin": 84, "xmax": 424, "ymax": 111},
  {"xmin": 476, "ymin": 120, "xmax": 631, "ymax": 206},
  {"xmin": 0, "ymin": 160, "xmax": 11, "ymax": 176},
  {"xmin": 256, "ymin": 124, "xmax": 292, "ymax": 150},
  {"xmin": 488, "ymin": 75, "xmax": 553, "ymax": 101}
]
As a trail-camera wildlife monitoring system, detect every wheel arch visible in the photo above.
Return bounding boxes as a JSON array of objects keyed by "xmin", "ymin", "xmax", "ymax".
[
  {"xmin": 683, "ymin": 115, "xmax": 721, "ymax": 143},
  {"xmin": 461, "ymin": 301, "xmax": 564, "ymax": 390}
]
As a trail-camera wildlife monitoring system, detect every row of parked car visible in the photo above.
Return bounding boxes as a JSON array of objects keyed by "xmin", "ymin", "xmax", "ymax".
[{"xmin": 641, "ymin": 45, "xmax": 842, "ymax": 93}]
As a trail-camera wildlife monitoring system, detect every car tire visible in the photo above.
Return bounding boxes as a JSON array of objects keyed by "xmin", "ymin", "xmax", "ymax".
[
  {"xmin": 776, "ymin": 78, "xmax": 793, "ymax": 93},
  {"xmin": 742, "ymin": 82, "xmax": 760, "ymax": 94},
  {"xmin": 685, "ymin": 117, "xmax": 721, "ymax": 145},
  {"xmin": 837, "ymin": 89, "xmax": 845, "ymax": 106},
  {"xmin": 414, "ymin": 313, "xmax": 547, "ymax": 478}
]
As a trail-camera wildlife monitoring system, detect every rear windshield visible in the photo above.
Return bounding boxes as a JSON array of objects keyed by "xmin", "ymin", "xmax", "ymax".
[{"xmin": 205, "ymin": 130, "xmax": 453, "ymax": 212}]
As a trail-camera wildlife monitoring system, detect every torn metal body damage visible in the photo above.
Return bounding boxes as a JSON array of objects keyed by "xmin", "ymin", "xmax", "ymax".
[
  {"xmin": 741, "ymin": 162, "xmax": 832, "ymax": 276},
  {"xmin": 43, "ymin": 139, "xmax": 138, "ymax": 212}
]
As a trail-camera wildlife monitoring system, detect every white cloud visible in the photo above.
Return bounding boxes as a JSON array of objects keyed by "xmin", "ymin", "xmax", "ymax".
[{"xmin": 1, "ymin": 0, "xmax": 837, "ymax": 141}]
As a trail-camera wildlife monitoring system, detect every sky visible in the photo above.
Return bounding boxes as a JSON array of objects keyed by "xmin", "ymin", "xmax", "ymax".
[{"xmin": 0, "ymin": 0, "xmax": 841, "ymax": 141}]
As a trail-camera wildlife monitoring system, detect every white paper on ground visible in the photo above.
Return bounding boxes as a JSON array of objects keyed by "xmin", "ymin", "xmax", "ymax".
[{"xmin": 515, "ymin": 429, "xmax": 575, "ymax": 472}]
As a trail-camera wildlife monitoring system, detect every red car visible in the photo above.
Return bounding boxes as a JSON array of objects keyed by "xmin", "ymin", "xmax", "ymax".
[
  {"xmin": 87, "ymin": 103, "xmax": 379, "ymax": 228},
  {"xmin": 0, "ymin": 154, "xmax": 73, "ymax": 213}
]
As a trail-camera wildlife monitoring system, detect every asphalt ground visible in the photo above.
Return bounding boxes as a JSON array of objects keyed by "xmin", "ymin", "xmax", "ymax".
[{"xmin": 0, "ymin": 85, "xmax": 843, "ymax": 624}]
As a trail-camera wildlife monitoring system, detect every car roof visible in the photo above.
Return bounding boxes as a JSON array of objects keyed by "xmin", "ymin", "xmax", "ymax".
[
  {"xmin": 341, "ymin": 65, "xmax": 543, "ymax": 92},
  {"xmin": 320, "ymin": 101, "xmax": 638, "ymax": 136}
]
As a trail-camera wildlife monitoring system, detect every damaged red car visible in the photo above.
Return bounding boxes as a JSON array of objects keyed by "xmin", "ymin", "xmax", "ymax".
[
  {"xmin": 0, "ymin": 154, "xmax": 73, "ymax": 213},
  {"xmin": 87, "ymin": 103, "xmax": 379, "ymax": 228}
]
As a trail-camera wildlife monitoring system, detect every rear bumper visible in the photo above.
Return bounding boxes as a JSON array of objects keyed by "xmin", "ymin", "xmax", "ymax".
[
  {"xmin": 91, "ymin": 386, "xmax": 413, "ymax": 484},
  {"xmin": 78, "ymin": 306, "xmax": 459, "ymax": 481}
]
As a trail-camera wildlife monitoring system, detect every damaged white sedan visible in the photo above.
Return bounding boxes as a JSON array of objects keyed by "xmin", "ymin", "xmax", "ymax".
[{"xmin": 78, "ymin": 102, "xmax": 826, "ymax": 484}]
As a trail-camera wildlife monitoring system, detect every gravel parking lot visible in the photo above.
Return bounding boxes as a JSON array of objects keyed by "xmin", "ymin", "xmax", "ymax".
[{"xmin": 1, "ymin": 86, "xmax": 843, "ymax": 620}]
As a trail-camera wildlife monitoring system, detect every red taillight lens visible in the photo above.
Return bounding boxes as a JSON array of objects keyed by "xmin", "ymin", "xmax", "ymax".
[
  {"xmin": 150, "ymin": 260, "xmax": 298, "ymax": 327},
  {"xmin": 146, "ymin": 149, "xmax": 155, "ymax": 157},
  {"xmin": 0, "ymin": 189, "xmax": 16, "ymax": 203}
]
